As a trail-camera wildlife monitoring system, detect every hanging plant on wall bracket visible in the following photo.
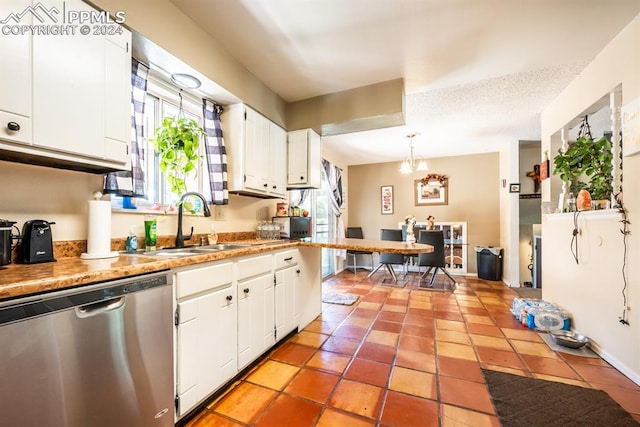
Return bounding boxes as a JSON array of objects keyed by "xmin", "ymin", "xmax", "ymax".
[
  {"xmin": 150, "ymin": 94, "xmax": 206, "ymax": 200},
  {"xmin": 553, "ymin": 116, "xmax": 613, "ymax": 201}
]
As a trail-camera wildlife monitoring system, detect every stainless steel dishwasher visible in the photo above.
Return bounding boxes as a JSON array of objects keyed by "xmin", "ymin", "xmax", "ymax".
[{"xmin": 0, "ymin": 270, "xmax": 174, "ymax": 427}]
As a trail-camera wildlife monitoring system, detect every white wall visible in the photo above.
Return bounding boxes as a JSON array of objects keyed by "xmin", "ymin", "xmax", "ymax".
[
  {"xmin": 499, "ymin": 144, "xmax": 520, "ymax": 287},
  {"xmin": 541, "ymin": 15, "xmax": 640, "ymax": 384}
]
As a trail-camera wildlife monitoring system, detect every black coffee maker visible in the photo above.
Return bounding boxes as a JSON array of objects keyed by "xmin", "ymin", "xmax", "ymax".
[
  {"xmin": 19, "ymin": 220, "xmax": 56, "ymax": 264},
  {"xmin": 0, "ymin": 219, "xmax": 17, "ymax": 266}
]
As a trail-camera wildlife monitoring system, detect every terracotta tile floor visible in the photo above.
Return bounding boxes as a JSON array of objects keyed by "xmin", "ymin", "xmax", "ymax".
[{"xmin": 185, "ymin": 270, "xmax": 640, "ymax": 426}]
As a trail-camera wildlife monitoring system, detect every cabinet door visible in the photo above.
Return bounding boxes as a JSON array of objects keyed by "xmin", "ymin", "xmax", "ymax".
[
  {"xmin": 275, "ymin": 265, "xmax": 301, "ymax": 340},
  {"xmin": 287, "ymin": 130, "xmax": 308, "ymax": 185},
  {"xmin": 0, "ymin": 0, "xmax": 32, "ymax": 145},
  {"xmin": 31, "ymin": 0, "xmax": 130, "ymax": 166},
  {"xmin": 104, "ymin": 33, "xmax": 131, "ymax": 166},
  {"xmin": 237, "ymin": 273, "xmax": 275, "ymax": 369},
  {"xmin": 176, "ymin": 284, "xmax": 237, "ymax": 417},
  {"xmin": 269, "ymin": 123, "xmax": 287, "ymax": 197},
  {"xmin": 243, "ymin": 107, "xmax": 270, "ymax": 193},
  {"xmin": 287, "ymin": 129, "xmax": 321, "ymax": 189}
]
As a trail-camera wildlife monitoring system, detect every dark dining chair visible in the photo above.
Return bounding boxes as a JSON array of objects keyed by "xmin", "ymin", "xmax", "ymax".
[
  {"xmin": 417, "ymin": 230, "xmax": 456, "ymax": 288},
  {"xmin": 368, "ymin": 229, "xmax": 405, "ymax": 283},
  {"xmin": 345, "ymin": 227, "xmax": 373, "ymax": 272}
]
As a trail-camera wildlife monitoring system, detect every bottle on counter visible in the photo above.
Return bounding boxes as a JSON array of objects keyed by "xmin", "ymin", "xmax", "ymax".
[
  {"xmin": 208, "ymin": 225, "xmax": 218, "ymax": 245},
  {"xmin": 125, "ymin": 227, "xmax": 138, "ymax": 253},
  {"xmin": 144, "ymin": 216, "xmax": 157, "ymax": 251}
]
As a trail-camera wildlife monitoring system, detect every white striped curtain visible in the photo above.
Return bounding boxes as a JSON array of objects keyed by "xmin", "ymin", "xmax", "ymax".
[
  {"xmin": 202, "ymin": 99, "xmax": 228, "ymax": 204},
  {"xmin": 103, "ymin": 59, "xmax": 148, "ymax": 197},
  {"xmin": 322, "ymin": 158, "xmax": 346, "ymax": 258}
]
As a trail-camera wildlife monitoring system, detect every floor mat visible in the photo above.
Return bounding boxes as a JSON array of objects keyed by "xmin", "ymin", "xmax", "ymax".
[
  {"xmin": 482, "ymin": 369, "xmax": 639, "ymax": 427},
  {"xmin": 322, "ymin": 292, "xmax": 358, "ymax": 305},
  {"xmin": 539, "ymin": 332, "xmax": 599, "ymax": 358}
]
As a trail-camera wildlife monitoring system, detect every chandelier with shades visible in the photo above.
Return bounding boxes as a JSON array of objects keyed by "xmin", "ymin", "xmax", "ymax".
[{"xmin": 400, "ymin": 133, "xmax": 428, "ymax": 173}]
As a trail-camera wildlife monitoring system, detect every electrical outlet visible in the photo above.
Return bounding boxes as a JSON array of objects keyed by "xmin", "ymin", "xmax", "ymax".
[{"xmin": 215, "ymin": 205, "xmax": 226, "ymax": 221}]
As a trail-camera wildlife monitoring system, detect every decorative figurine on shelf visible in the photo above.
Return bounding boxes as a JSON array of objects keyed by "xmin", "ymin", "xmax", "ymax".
[
  {"xmin": 526, "ymin": 164, "xmax": 541, "ymax": 193},
  {"xmin": 404, "ymin": 215, "xmax": 416, "ymax": 244},
  {"xmin": 427, "ymin": 215, "xmax": 435, "ymax": 230}
]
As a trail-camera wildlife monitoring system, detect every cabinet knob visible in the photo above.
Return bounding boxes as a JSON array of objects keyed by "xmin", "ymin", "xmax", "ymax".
[
  {"xmin": 263, "ymin": 183, "xmax": 268, "ymax": 187},
  {"xmin": 300, "ymin": 176, "xmax": 304, "ymax": 180},
  {"xmin": 7, "ymin": 122, "xmax": 20, "ymax": 132},
  {"xmin": 272, "ymin": 185, "xmax": 277, "ymax": 189},
  {"xmin": 296, "ymin": 269, "xmax": 300, "ymax": 274},
  {"xmin": 226, "ymin": 295, "xmax": 233, "ymax": 302},
  {"xmin": 243, "ymin": 288, "xmax": 250, "ymax": 294}
]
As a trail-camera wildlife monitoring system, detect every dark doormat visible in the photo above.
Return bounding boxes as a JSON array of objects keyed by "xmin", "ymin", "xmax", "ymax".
[{"xmin": 481, "ymin": 369, "xmax": 639, "ymax": 427}]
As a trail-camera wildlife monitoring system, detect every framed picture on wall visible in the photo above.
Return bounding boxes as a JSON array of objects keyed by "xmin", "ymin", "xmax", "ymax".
[
  {"xmin": 381, "ymin": 185, "xmax": 394, "ymax": 214},
  {"xmin": 415, "ymin": 179, "xmax": 448, "ymax": 206},
  {"xmin": 509, "ymin": 183, "xmax": 521, "ymax": 193}
]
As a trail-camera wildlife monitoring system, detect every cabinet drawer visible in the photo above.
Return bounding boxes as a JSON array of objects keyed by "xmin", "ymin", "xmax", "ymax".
[
  {"xmin": 237, "ymin": 254, "xmax": 273, "ymax": 281},
  {"xmin": 176, "ymin": 262, "xmax": 234, "ymax": 299},
  {"xmin": 274, "ymin": 250, "xmax": 299, "ymax": 270},
  {"xmin": 0, "ymin": 111, "xmax": 31, "ymax": 145}
]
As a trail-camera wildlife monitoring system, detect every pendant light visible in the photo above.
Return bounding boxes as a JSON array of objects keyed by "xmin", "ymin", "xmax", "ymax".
[{"xmin": 400, "ymin": 133, "xmax": 428, "ymax": 173}]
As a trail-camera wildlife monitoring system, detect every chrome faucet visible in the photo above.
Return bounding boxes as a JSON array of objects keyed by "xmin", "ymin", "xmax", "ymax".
[{"xmin": 175, "ymin": 192, "xmax": 212, "ymax": 248}]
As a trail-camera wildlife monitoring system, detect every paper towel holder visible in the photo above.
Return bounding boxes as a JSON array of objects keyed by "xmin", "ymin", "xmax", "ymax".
[{"xmin": 80, "ymin": 191, "xmax": 120, "ymax": 260}]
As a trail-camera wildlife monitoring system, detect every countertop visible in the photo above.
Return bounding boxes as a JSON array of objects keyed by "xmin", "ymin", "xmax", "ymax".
[{"xmin": 0, "ymin": 238, "xmax": 432, "ymax": 301}]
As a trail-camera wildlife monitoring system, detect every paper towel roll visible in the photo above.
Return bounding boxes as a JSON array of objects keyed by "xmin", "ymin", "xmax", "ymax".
[{"xmin": 81, "ymin": 200, "xmax": 119, "ymax": 259}]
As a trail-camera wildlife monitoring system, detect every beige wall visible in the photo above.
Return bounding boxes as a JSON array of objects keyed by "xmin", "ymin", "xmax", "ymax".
[
  {"xmin": 347, "ymin": 152, "xmax": 501, "ymax": 274},
  {"xmin": 0, "ymin": 160, "xmax": 278, "ymax": 242},
  {"xmin": 541, "ymin": 15, "xmax": 640, "ymax": 384}
]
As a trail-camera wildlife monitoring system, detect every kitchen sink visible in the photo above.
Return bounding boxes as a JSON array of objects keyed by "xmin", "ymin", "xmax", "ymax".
[
  {"xmin": 202, "ymin": 243, "xmax": 252, "ymax": 250},
  {"xmin": 124, "ymin": 241, "xmax": 283, "ymax": 258},
  {"xmin": 130, "ymin": 243, "xmax": 251, "ymax": 258},
  {"xmin": 139, "ymin": 247, "xmax": 221, "ymax": 257}
]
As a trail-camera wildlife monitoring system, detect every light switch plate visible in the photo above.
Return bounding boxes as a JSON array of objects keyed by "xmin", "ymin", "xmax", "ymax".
[{"xmin": 214, "ymin": 205, "xmax": 226, "ymax": 221}]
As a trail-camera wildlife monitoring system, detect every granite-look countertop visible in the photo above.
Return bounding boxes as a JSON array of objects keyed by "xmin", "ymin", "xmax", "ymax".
[
  {"xmin": 0, "ymin": 238, "xmax": 432, "ymax": 301},
  {"xmin": 299, "ymin": 238, "xmax": 433, "ymax": 254}
]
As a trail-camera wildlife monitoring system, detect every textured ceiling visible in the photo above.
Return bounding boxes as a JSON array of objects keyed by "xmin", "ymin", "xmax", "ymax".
[{"xmin": 169, "ymin": 0, "xmax": 640, "ymax": 165}]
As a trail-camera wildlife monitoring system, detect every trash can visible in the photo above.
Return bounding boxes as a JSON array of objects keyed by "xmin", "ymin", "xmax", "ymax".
[{"xmin": 475, "ymin": 246, "xmax": 503, "ymax": 281}]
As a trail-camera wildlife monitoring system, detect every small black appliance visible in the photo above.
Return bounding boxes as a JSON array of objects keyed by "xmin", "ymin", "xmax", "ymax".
[
  {"xmin": 0, "ymin": 219, "xmax": 17, "ymax": 266},
  {"xmin": 273, "ymin": 216, "xmax": 311, "ymax": 239},
  {"xmin": 20, "ymin": 220, "xmax": 56, "ymax": 264}
]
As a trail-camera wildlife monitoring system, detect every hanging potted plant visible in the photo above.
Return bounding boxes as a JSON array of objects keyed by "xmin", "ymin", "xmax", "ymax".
[
  {"xmin": 553, "ymin": 134, "xmax": 613, "ymax": 208},
  {"xmin": 150, "ymin": 115, "xmax": 206, "ymax": 201}
]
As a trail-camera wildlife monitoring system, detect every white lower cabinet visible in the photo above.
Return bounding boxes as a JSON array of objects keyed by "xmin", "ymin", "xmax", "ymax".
[
  {"xmin": 237, "ymin": 272, "xmax": 275, "ymax": 370},
  {"xmin": 174, "ymin": 261, "xmax": 237, "ymax": 418},
  {"xmin": 174, "ymin": 249, "xmax": 302, "ymax": 420},
  {"xmin": 274, "ymin": 250, "xmax": 300, "ymax": 341}
]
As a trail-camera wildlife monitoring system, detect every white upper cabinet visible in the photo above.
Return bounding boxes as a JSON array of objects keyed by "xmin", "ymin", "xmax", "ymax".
[
  {"xmin": 287, "ymin": 128, "xmax": 321, "ymax": 189},
  {"xmin": 0, "ymin": 0, "xmax": 32, "ymax": 145},
  {"xmin": 222, "ymin": 103, "xmax": 287, "ymax": 198},
  {"xmin": 0, "ymin": 0, "xmax": 131, "ymax": 172},
  {"xmin": 269, "ymin": 124, "xmax": 287, "ymax": 197}
]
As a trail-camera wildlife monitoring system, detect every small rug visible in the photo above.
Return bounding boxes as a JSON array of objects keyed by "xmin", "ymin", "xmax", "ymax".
[
  {"xmin": 322, "ymin": 292, "xmax": 358, "ymax": 305},
  {"xmin": 482, "ymin": 369, "xmax": 639, "ymax": 427}
]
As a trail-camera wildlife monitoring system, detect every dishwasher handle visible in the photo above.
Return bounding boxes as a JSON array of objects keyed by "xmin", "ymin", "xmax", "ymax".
[{"xmin": 75, "ymin": 297, "xmax": 125, "ymax": 318}]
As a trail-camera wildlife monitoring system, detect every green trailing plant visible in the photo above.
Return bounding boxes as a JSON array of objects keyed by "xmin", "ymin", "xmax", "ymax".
[
  {"xmin": 150, "ymin": 116, "xmax": 205, "ymax": 199},
  {"xmin": 553, "ymin": 135, "xmax": 613, "ymax": 201}
]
